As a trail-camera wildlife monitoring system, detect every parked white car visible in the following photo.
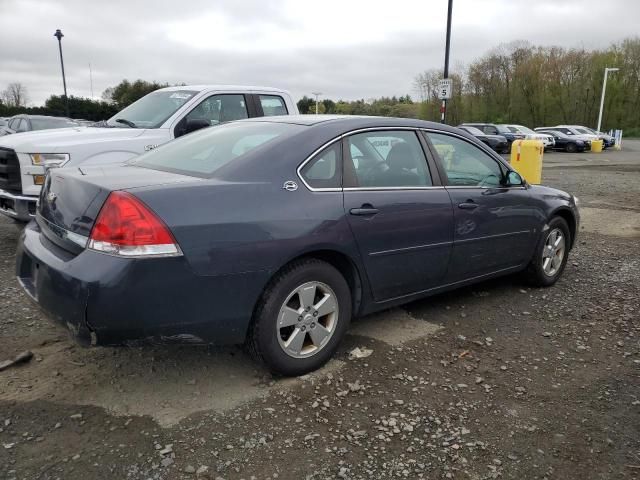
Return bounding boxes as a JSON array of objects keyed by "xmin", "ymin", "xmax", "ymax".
[
  {"xmin": 0, "ymin": 85, "xmax": 298, "ymax": 221},
  {"xmin": 503, "ymin": 124, "xmax": 555, "ymax": 150}
]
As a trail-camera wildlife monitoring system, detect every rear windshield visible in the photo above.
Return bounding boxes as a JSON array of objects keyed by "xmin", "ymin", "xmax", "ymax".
[
  {"xmin": 131, "ymin": 121, "xmax": 303, "ymax": 177},
  {"xmin": 31, "ymin": 117, "xmax": 78, "ymax": 130}
]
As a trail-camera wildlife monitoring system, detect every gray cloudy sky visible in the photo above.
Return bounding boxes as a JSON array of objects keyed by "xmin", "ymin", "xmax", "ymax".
[{"xmin": 1, "ymin": 0, "xmax": 638, "ymax": 105}]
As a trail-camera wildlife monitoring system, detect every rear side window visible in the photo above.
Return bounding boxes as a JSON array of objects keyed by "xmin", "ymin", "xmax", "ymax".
[
  {"xmin": 427, "ymin": 132, "xmax": 504, "ymax": 187},
  {"xmin": 259, "ymin": 95, "xmax": 288, "ymax": 116},
  {"xmin": 344, "ymin": 130, "xmax": 432, "ymax": 188},
  {"xmin": 300, "ymin": 142, "xmax": 341, "ymax": 189},
  {"xmin": 133, "ymin": 121, "xmax": 302, "ymax": 177}
]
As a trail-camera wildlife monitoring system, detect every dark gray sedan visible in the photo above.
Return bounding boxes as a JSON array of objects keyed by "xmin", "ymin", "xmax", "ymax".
[{"xmin": 16, "ymin": 116, "xmax": 580, "ymax": 375}]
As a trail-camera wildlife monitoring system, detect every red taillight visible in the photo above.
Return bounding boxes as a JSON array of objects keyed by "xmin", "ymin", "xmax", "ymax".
[{"xmin": 88, "ymin": 191, "xmax": 180, "ymax": 257}]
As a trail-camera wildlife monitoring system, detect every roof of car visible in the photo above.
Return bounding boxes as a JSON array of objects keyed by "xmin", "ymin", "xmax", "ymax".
[
  {"xmin": 239, "ymin": 114, "xmax": 454, "ymax": 131},
  {"xmin": 156, "ymin": 85, "xmax": 291, "ymax": 94}
]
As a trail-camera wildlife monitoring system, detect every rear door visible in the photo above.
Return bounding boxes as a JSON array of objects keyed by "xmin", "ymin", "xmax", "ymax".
[
  {"xmin": 342, "ymin": 129, "xmax": 454, "ymax": 301},
  {"xmin": 424, "ymin": 131, "xmax": 538, "ymax": 282}
]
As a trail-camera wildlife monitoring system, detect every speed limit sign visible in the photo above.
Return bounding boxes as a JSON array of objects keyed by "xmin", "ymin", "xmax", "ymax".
[{"xmin": 438, "ymin": 78, "xmax": 452, "ymax": 100}]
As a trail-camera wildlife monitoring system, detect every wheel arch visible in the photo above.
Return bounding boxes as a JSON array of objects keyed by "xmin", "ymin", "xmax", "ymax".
[
  {"xmin": 248, "ymin": 249, "xmax": 366, "ymax": 334},
  {"xmin": 550, "ymin": 207, "xmax": 577, "ymax": 249}
]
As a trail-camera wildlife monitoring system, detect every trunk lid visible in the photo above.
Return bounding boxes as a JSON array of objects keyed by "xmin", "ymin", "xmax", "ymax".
[{"xmin": 37, "ymin": 165, "xmax": 199, "ymax": 254}]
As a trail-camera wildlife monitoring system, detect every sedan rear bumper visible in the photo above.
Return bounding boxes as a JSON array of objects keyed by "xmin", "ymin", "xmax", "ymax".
[{"xmin": 16, "ymin": 221, "xmax": 269, "ymax": 346}]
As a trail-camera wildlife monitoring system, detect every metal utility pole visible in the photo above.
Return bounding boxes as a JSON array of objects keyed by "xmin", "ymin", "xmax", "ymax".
[
  {"xmin": 441, "ymin": 0, "xmax": 453, "ymax": 124},
  {"xmin": 89, "ymin": 62, "xmax": 94, "ymax": 98},
  {"xmin": 311, "ymin": 92, "xmax": 322, "ymax": 114},
  {"xmin": 54, "ymin": 29, "xmax": 70, "ymax": 117},
  {"xmin": 596, "ymin": 67, "xmax": 619, "ymax": 132}
]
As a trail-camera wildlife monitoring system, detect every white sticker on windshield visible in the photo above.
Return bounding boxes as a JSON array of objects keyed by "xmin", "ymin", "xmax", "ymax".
[{"xmin": 169, "ymin": 92, "xmax": 193, "ymax": 99}]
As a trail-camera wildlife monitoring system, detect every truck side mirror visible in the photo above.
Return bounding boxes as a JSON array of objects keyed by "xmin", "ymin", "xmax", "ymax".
[{"xmin": 184, "ymin": 118, "xmax": 211, "ymax": 135}]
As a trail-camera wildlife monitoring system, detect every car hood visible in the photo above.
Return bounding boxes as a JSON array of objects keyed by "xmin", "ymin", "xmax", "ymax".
[
  {"xmin": 0, "ymin": 126, "xmax": 150, "ymax": 153},
  {"xmin": 528, "ymin": 184, "xmax": 572, "ymax": 202}
]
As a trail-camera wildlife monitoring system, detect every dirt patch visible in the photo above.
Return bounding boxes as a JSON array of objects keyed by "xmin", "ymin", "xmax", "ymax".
[
  {"xmin": 349, "ymin": 308, "xmax": 443, "ymax": 345},
  {"xmin": 0, "ymin": 310, "xmax": 441, "ymax": 427},
  {"xmin": 579, "ymin": 207, "xmax": 640, "ymax": 237}
]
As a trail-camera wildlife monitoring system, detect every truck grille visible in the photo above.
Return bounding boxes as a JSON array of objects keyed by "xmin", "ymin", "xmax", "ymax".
[{"xmin": 0, "ymin": 148, "xmax": 21, "ymax": 193}]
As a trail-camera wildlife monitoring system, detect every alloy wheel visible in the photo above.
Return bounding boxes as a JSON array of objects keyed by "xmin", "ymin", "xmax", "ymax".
[
  {"xmin": 277, "ymin": 281, "xmax": 339, "ymax": 358},
  {"xmin": 542, "ymin": 228, "xmax": 566, "ymax": 277}
]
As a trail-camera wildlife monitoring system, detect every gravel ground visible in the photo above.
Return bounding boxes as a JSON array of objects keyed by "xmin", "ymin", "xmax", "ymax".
[{"xmin": 1, "ymin": 145, "xmax": 639, "ymax": 480}]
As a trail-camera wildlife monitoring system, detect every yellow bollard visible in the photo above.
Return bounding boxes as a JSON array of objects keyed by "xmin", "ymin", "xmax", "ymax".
[
  {"xmin": 591, "ymin": 139, "xmax": 603, "ymax": 153},
  {"xmin": 510, "ymin": 139, "xmax": 543, "ymax": 184}
]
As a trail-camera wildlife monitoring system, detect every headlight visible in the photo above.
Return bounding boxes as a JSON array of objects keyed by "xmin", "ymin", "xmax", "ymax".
[{"xmin": 30, "ymin": 153, "xmax": 70, "ymax": 168}]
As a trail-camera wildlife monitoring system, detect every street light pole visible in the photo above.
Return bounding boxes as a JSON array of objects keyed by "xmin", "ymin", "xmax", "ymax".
[
  {"xmin": 596, "ymin": 67, "xmax": 619, "ymax": 133},
  {"xmin": 441, "ymin": 0, "xmax": 453, "ymax": 124},
  {"xmin": 53, "ymin": 29, "xmax": 70, "ymax": 117},
  {"xmin": 311, "ymin": 92, "xmax": 322, "ymax": 114}
]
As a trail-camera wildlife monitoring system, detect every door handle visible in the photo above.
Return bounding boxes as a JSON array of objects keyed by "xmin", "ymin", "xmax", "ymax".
[
  {"xmin": 350, "ymin": 204, "xmax": 379, "ymax": 216},
  {"xmin": 458, "ymin": 201, "xmax": 479, "ymax": 210}
]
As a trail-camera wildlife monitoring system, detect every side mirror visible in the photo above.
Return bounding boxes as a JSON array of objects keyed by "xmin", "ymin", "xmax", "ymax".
[
  {"xmin": 184, "ymin": 118, "xmax": 211, "ymax": 135},
  {"xmin": 506, "ymin": 171, "xmax": 524, "ymax": 186}
]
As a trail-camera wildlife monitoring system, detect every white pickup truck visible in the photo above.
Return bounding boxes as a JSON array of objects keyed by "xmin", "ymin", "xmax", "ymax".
[{"xmin": 0, "ymin": 85, "xmax": 298, "ymax": 221}]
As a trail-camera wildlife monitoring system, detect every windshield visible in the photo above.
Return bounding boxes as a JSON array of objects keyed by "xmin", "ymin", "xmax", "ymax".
[
  {"xmin": 575, "ymin": 128, "xmax": 591, "ymax": 135},
  {"xmin": 132, "ymin": 121, "xmax": 303, "ymax": 177},
  {"xmin": 31, "ymin": 117, "xmax": 78, "ymax": 130},
  {"xmin": 495, "ymin": 125, "xmax": 511, "ymax": 133},
  {"xmin": 107, "ymin": 90, "xmax": 198, "ymax": 128},
  {"xmin": 460, "ymin": 126, "xmax": 484, "ymax": 136}
]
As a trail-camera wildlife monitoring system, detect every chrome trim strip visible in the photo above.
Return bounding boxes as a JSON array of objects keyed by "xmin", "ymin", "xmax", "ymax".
[
  {"xmin": 370, "ymin": 240, "xmax": 453, "ymax": 257},
  {"xmin": 456, "ymin": 230, "xmax": 531, "ymax": 244},
  {"xmin": 344, "ymin": 186, "xmax": 444, "ymax": 191},
  {"xmin": 445, "ymin": 185, "xmax": 527, "ymax": 190},
  {"xmin": 36, "ymin": 214, "xmax": 89, "ymax": 248}
]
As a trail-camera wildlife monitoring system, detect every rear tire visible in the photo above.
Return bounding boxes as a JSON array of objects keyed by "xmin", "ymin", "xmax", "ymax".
[
  {"xmin": 524, "ymin": 217, "xmax": 571, "ymax": 287},
  {"xmin": 247, "ymin": 259, "xmax": 351, "ymax": 376}
]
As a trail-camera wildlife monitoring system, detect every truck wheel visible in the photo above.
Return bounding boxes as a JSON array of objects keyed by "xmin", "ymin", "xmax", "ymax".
[
  {"xmin": 247, "ymin": 259, "xmax": 351, "ymax": 376},
  {"xmin": 524, "ymin": 217, "xmax": 571, "ymax": 287}
]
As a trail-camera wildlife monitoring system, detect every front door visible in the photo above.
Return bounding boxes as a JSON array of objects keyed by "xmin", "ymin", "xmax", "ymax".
[
  {"xmin": 342, "ymin": 129, "xmax": 454, "ymax": 301},
  {"xmin": 425, "ymin": 131, "xmax": 538, "ymax": 282}
]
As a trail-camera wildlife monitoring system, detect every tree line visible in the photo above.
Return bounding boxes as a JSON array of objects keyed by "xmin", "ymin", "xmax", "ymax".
[
  {"xmin": 0, "ymin": 79, "xmax": 167, "ymax": 121},
  {"xmin": 1, "ymin": 37, "xmax": 639, "ymax": 134}
]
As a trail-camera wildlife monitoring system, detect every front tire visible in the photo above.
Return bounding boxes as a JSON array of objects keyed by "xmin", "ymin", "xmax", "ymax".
[
  {"xmin": 566, "ymin": 142, "xmax": 577, "ymax": 153},
  {"xmin": 524, "ymin": 217, "xmax": 571, "ymax": 287},
  {"xmin": 247, "ymin": 259, "xmax": 352, "ymax": 376}
]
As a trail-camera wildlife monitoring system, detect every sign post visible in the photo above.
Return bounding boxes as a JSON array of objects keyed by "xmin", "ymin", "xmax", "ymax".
[{"xmin": 438, "ymin": 78, "xmax": 452, "ymax": 124}]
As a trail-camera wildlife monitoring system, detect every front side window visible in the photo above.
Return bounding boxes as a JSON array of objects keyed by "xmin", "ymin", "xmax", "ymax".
[
  {"xmin": 8, "ymin": 118, "xmax": 20, "ymax": 130},
  {"xmin": 344, "ymin": 131, "xmax": 432, "ymax": 188},
  {"xmin": 259, "ymin": 95, "xmax": 288, "ymax": 116},
  {"xmin": 106, "ymin": 90, "xmax": 198, "ymax": 128},
  {"xmin": 427, "ymin": 132, "xmax": 504, "ymax": 187},
  {"xmin": 185, "ymin": 94, "xmax": 248, "ymax": 126},
  {"xmin": 132, "ymin": 121, "xmax": 301, "ymax": 177}
]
